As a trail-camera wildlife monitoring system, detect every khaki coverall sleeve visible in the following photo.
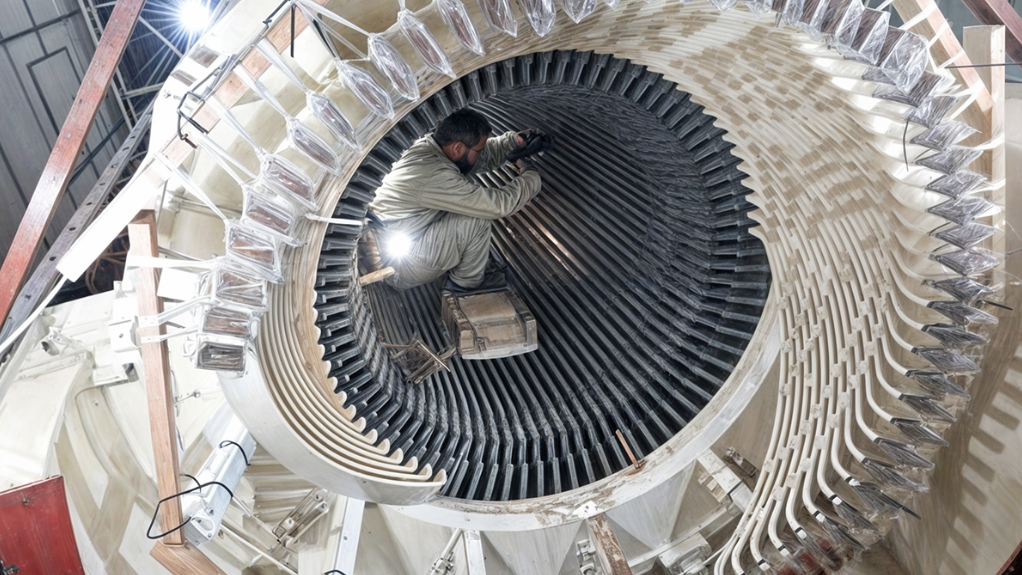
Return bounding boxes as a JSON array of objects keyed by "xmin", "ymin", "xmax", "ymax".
[
  {"xmin": 419, "ymin": 168, "xmax": 542, "ymax": 220},
  {"xmin": 468, "ymin": 131, "xmax": 520, "ymax": 175}
]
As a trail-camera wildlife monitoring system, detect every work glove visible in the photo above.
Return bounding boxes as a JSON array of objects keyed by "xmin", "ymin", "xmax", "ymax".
[
  {"xmin": 515, "ymin": 157, "xmax": 538, "ymax": 173},
  {"xmin": 508, "ymin": 129, "xmax": 554, "ymax": 163}
]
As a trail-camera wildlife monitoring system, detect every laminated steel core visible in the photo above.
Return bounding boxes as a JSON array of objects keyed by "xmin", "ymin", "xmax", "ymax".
[{"xmin": 315, "ymin": 50, "xmax": 769, "ymax": 501}]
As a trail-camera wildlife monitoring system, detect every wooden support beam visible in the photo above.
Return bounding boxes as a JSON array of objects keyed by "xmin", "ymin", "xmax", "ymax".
[
  {"xmin": 0, "ymin": 0, "xmax": 145, "ymax": 328},
  {"xmin": 55, "ymin": 2, "xmax": 328, "ymax": 285},
  {"xmin": 893, "ymin": 0, "xmax": 991, "ymax": 114},
  {"xmin": 586, "ymin": 514, "xmax": 633, "ymax": 575},
  {"xmin": 128, "ymin": 210, "xmax": 185, "ymax": 547},
  {"xmin": 964, "ymin": 26, "xmax": 1007, "ymax": 258},
  {"xmin": 151, "ymin": 540, "xmax": 227, "ymax": 575},
  {"xmin": 959, "ymin": 0, "xmax": 1022, "ymax": 66},
  {"xmin": 0, "ymin": 105, "xmax": 153, "ymax": 343}
]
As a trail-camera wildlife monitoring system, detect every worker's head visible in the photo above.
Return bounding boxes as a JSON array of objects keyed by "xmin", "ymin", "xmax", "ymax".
[{"xmin": 434, "ymin": 109, "xmax": 493, "ymax": 174}]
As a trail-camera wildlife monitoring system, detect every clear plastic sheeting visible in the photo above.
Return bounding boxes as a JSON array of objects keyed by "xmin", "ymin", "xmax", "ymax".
[
  {"xmin": 708, "ymin": 0, "xmax": 740, "ymax": 12},
  {"xmin": 927, "ymin": 196, "xmax": 995, "ymax": 224},
  {"xmin": 863, "ymin": 28, "xmax": 928, "ymax": 92},
  {"xmin": 478, "ymin": 0, "xmax": 518, "ymax": 36},
  {"xmin": 560, "ymin": 0, "xmax": 597, "ymax": 23},
  {"xmin": 925, "ymin": 170, "xmax": 986, "ymax": 198},
  {"xmin": 924, "ymin": 277, "xmax": 995, "ymax": 304},
  {"xmin": 906, "ymin": 94, "xmax": 959, "ymax": 127},
  {"xmin": 261, "ymin": 154, "xmax": 316, "ymax": 211},
  {"xmin": 875, "ymin": 72, "xmax": 947, "ymax": 107},
  {"xmin": 235, "ymin": 67, "xmax": 342, "ymax": 175},
  {"xmin": 901, "ymin": 393, "xmax": 957, "ymax": 422},
  {"xmin": 906, "ymin": 369, "xmax": 970, "ymax": 398},
  {"xmin": 212, "ymin": 260, "xmax": 268, "ymax": 311},
  {"xmin": 930, "ymin": 248, "xmax": 999, "ymax": 276},
  {"xmin": 242, "ymin": 183, "xmax": 301, "ymax": 244},
  {"xmin": 891, "ymin": 418, "xmax": 948, "ymax": 446},
  {"xmin": 933, "ymin": 222, "xmax": 997, "ymax": 249},
  {"xmin": 773, "ymin": 0, "xmax": 805, "ymax": 28},
  {"xmin": 911, "ymin": 120, "xmax": 978, "ymax": 151},
  {"xmin": 437, "ymin": 0, "xmax": 486, "ymax": 55},
  {"xmin": 794, "ymin": 527, "xmax": 842, "ymax": 572},
  {"xmin": 288, "ymin": 119, "xmax": 340, "ymax": 175},
  {"xmin": 308, "ymin": 93, "xmax": 359, "ymax": 150},
  {"xmin": 335, "ymin": 60, "xmax": 395, "ymax": 119},
  {"xmin": 842, "ymin": 8, "xmax": 889, "ymax": 64},
  {"xmin": 256, "ymin": 39, "xmax": 360, "ymax": 151},
  {"xmin": 368, "ymin": 34, "xmax": 420, "ymax": 102},
  {"xmin": 922, "ymin": 323, "xmax": 988, "ymax": 349},
  {"xmin": 912, "ymin": 346, "xmax": 981, "ymax": 373},
  {"xmin": 829, "ymin": 0, "xmax": 864, "ymax": 52},
  {"xmin": 398, "ymin": 10, "xmax": 456, "ymax": 78},
  {"xmin": 927, "ymin": 300, "xmax": 998, "ymax": 325},
  {"xmin": 744, "ymin": 0, "xmax": 772, "ymax": 15},
  {"xmin": 819, "ymin": 0, "xmax": 852, "ymax": 35},
  {"xmin": 796, "ymin": 0, "xmax": 830, "ymax": 40},
  {"xmin": 917, "ymin": 146, "xmax": 984, "ymax": 175},
  {"xmin": 861, "ymin": 458, "xmax": 929, "ymax": 492},
  {"xmin": 225, "ymin": 222, "xmax": 285, "ymax": 283},
  {"xmin": 832, "ymin": 497, "xmax": 881, "ymax": 535},
  {"xmin": 193, "ymin": 335, "xmax": 248, "ymax": 372},
  {"xmin": 816, "ymin": 513, "xmax": 867, "ymax": 553},
  {"xmin": 518, "ymin": 0, "xmax": 557, "ymax": 36},
  {"xmin": 875, "ymin": 438, "xmax": 934, "ymax": 469},
  {"xmin": 201, "ymin": 305, "xmax": 257, "ymax": 339}
]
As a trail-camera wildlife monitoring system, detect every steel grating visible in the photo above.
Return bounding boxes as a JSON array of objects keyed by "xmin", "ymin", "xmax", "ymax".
[{"xmin": 315, "ymin": 50, "xmax": 769, "ymax": 501}]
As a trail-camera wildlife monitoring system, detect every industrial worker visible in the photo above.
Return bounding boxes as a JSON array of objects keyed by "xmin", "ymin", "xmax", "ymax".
[{"xmin": 369, "ymin": 109, "xmax": 550, "ymax": 293}]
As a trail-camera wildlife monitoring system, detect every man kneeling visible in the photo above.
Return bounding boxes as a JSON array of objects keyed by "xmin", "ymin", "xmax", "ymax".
[{"xmin": 369, "ymin": 109, "xmax": 546, "ymax": 293}]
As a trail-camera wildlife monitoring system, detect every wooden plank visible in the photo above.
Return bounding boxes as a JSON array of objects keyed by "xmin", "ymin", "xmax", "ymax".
[
  {"xmin": 586, "ymin": 514, "xmax": 633, "ymax": 575},
  {"xmin": 960, "ymin": 0, "xmax": 1022, "ymax": 65},
  {"xmin": 0, "ymin": 477, "xmax": 86, "ymax": 575},
  {"xmin": 0, "ymin": 104, "xmax": 152, "ymax": 343},
  {"xmin": 128, "ymin": 209, "xmax": 185, "ymax": 546},
  {"xmin": 55, "ymin": 2, "xmax": 328, "ymax": 284},
  {"xmin": 151, "ymin": 539, "xmax": 227, "ymax": 575},
  {"xmin": 0, "ymin": 0, "xmax": 145, "ymax": 330},
  {"xmin": 893, "ymin": 0, "xmax": 991, "ymax": 114},
  {"xmin": 964, "ymin": 26, "xmax": 1007, "ymax": 261}
]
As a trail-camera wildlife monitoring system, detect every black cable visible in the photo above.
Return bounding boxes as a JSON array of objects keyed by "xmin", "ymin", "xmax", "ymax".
[
  {"xmin": 948, "ymin": 62, "xmax": 1019, "ymax": 69},
  {"xmin": 263, "ymin": 0, "xmax": 291, "ymax": 25},
  {"xmin": 324, "ymin": 571, "xmax": 348, "ymax": 575},
  {"xmin": 219, "ymin": 440, "xmax": 251, "ymax": 466},
  {"xmin": 291, "ymin": 4, "xmax": 297, "ymax": 58},
  {"xmin": 146, "ymin": 480, "xmax": 235, "ymax": 540}
]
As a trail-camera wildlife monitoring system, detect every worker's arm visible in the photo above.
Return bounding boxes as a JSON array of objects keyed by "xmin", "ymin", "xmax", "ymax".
[
  {"xmin": 468, "ymin": 131, "xmax": 521, "ymax": 175},
  {"xmin": 419, "ymin": 165, "xmax": 541, "ymax": 219}
]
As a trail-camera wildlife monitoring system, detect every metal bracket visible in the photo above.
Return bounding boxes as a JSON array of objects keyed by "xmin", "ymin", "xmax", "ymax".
[
  {"xmin": 382, "ymin": 334, "xmax": 455, "ymax": 384},
  {"xmin": 576, "ymin": 539, "xmax": 601, "ymax": 575},
  {"xmin": 176, "ymin": 54, "xmax": 239, "ymax": 146}
]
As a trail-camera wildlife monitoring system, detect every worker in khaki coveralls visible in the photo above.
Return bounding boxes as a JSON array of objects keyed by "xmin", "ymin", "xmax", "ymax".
[{"xmin": 370, "ymin": 109, "xmax": 546, "ymax": 293}]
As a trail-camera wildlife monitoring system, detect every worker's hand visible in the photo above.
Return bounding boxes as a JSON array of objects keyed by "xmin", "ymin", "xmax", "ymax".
[
  {"xmin": 515, "ymin": 157, "xmax": 537, "ymax": 173},
  {"xmin": 508, "ymin": 130, "xmax": 554, "ymax": 163}
]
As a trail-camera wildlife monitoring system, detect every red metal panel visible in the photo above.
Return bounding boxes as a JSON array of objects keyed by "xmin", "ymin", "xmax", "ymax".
[{"xmin": 0, "ymin": 476, "xmax": 86, "ymax": 575}]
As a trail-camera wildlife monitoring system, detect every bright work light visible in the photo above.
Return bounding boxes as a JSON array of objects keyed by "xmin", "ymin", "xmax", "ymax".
[
  {"xmin": 179, "ymin": 0, "xmax": 211, "ymax": 32},
  {"xmin": 384, "ymin": 232, "xmax": 413, "ymax": 259}
]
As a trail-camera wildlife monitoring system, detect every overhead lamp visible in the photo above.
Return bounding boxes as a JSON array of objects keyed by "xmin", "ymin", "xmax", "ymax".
[{"xmin": 179, "ymin": 0, "xmax": 211, "ymax": 32}]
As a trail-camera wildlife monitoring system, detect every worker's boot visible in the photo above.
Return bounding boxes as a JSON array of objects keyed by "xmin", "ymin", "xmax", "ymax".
[{"xmin": 443, "ymin": 270, "xmax": 508, "ymax": 295}]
